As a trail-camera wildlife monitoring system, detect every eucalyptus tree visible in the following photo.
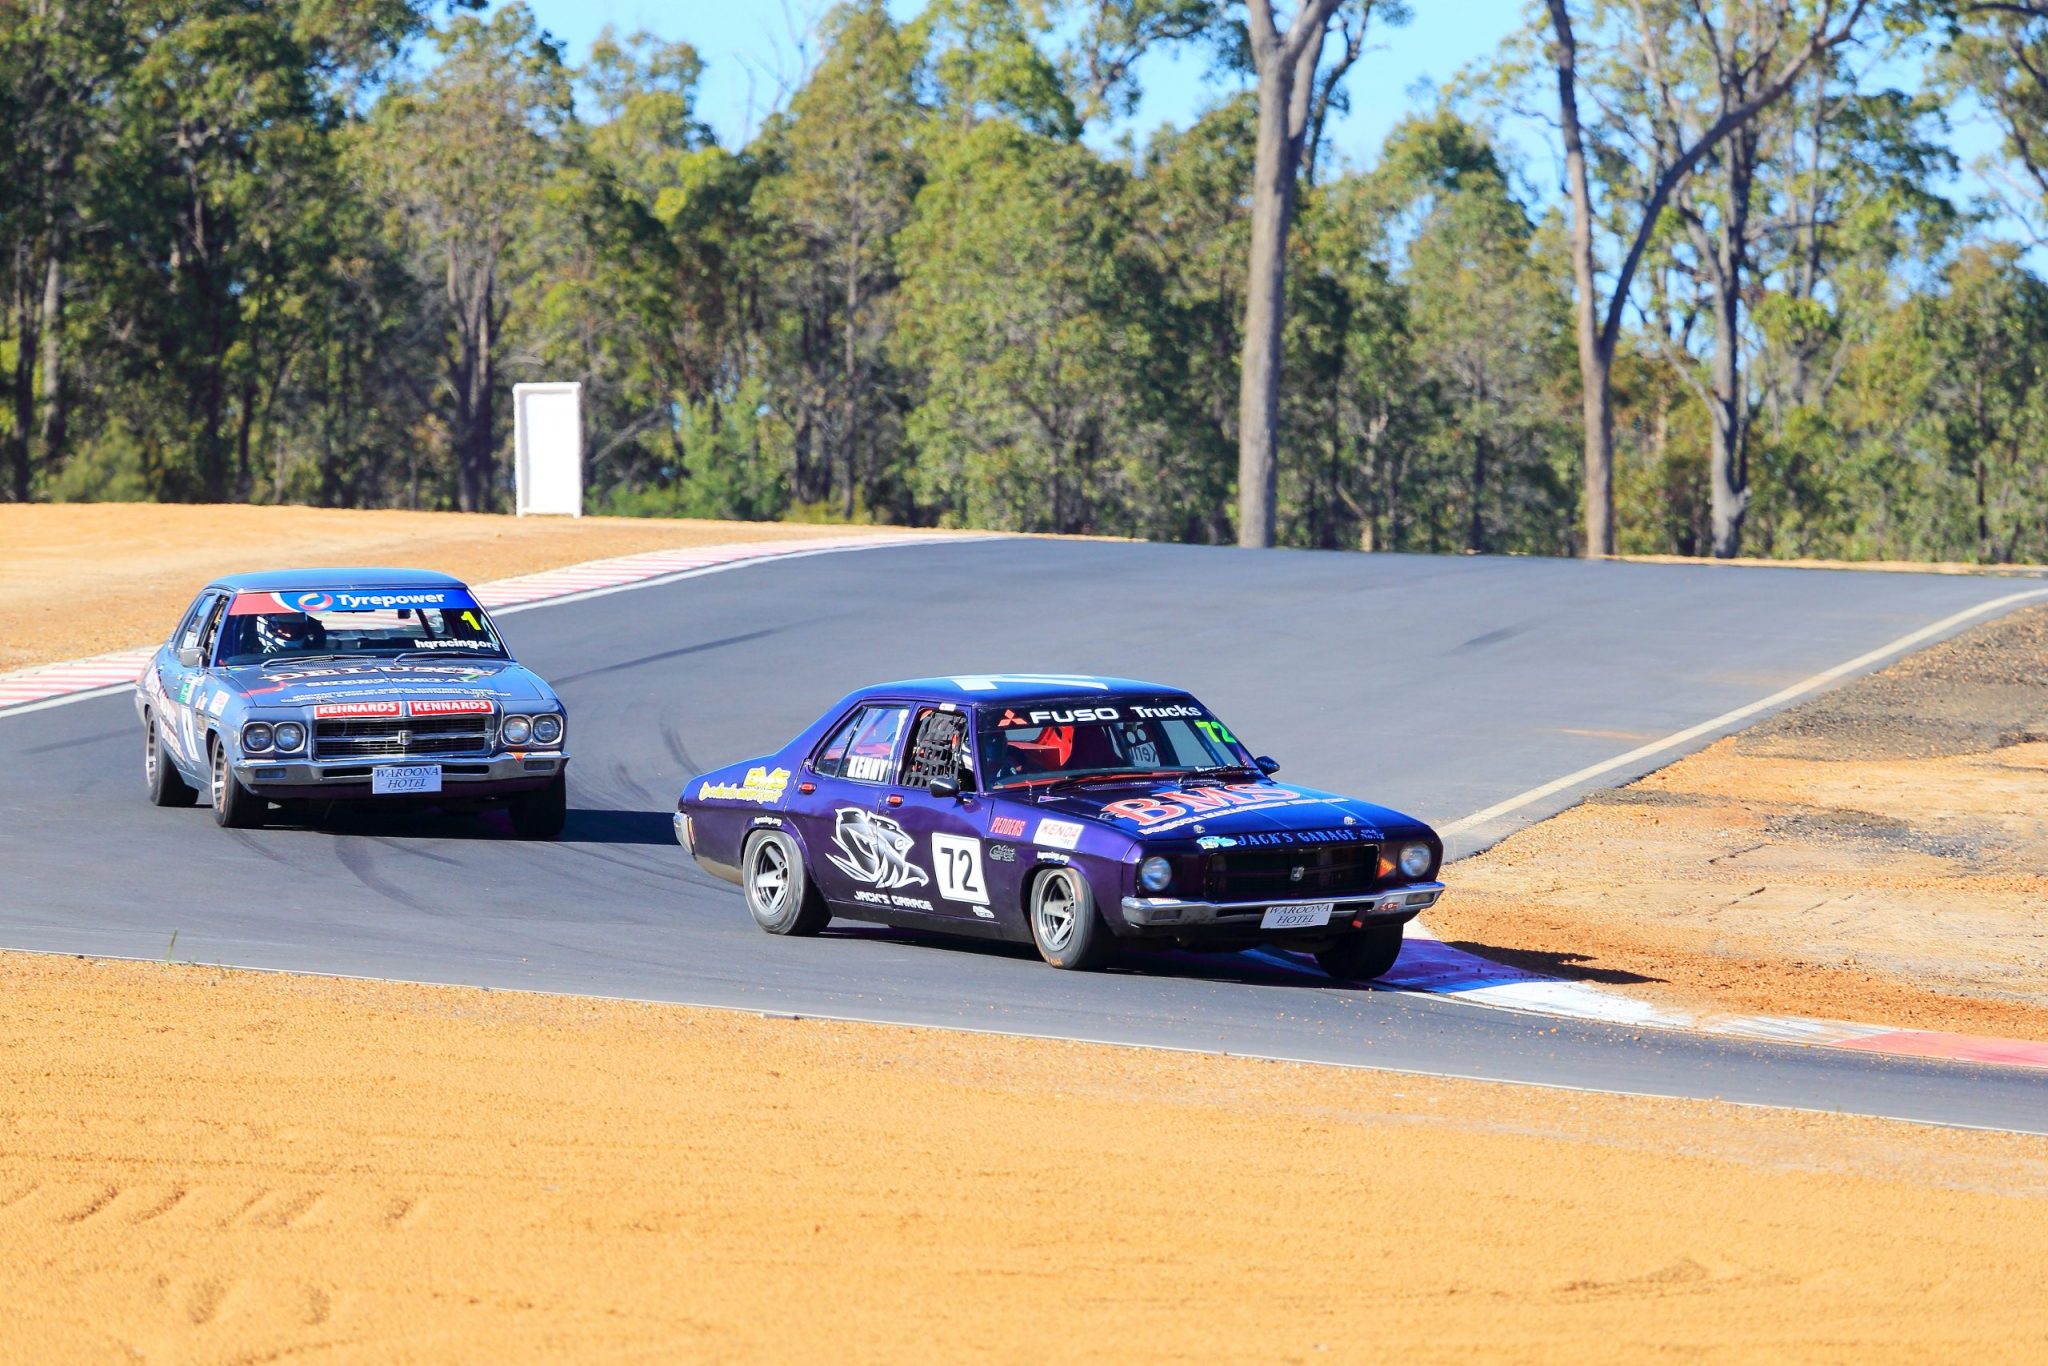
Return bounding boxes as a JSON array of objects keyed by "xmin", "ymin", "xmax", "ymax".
[
  {"xmin": 360, "ymin": 3, "xmax": 573, "ymax": 512},
  {"xmin": 1537, "ymin": 0, "xmax": 1876, "ymax": 557}
]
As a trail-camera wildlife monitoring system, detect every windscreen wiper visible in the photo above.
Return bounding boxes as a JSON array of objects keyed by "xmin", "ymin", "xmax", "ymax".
[
  {"xmin": 391, "ymin": 649, "xmax": 507, "ymax": 663},
  {"xmin": 257, "ymin": 653, "xmax": 352, "ymax": 669}
]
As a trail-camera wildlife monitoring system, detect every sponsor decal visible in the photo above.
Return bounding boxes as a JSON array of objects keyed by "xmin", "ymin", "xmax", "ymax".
[
  {"xmin": 989, "ymin": 815, "xmax": 1027, "ymax": 838},
  {"xmin": 314, "ymin": 700, "xmax": 402, "ymax": 719},
  {"xmin": 1131, "ymin": 703, "xmax": 1203, "ymax": 720},
  {"xmin": 1033, "ymin": 818, "xmax": 1085, "ymax": 850},
  {"xmin": 1210, "ymin": 827, "xmax": 1378, "ymax": 849},
  {"xmin": 1035, "ymin": 852, "xmax": 1071, "ymax": 865},
  {"xmin": 930, "ymin": 834, "xmax": 989, "ymax": 905},
  {"xmin": 846, "ymin": 753, "xmax": 891, "ymax": 782},
  {"xmin": 750, "ymin": 815, "xmax": 785, "ymax": 828},
  {"xmin": 1102, "ymin": 785, "xmax": 1323, "ymax": 832},
  {"xmin": 853, "ymin": 889, "xmax": 935, "ymax": 912},
  {"xmin": 698, "ymin": 765, "xmax": 790, "ymax": 805},
  {"xmin": 404, "ymin": 638, "xmax": 495, "ymax": 651},
  {"xmin": 206, "ymin": 690, "xmax": 229, "ymax": 716},
  {"xmin": 230, "ymin": 588, "xmax": 480, "ymax": 616},
  {"xmin": 409, "ymin": 698, "xmax": 493, "ymax": 717},
  {"xmin": 177, "ymin": 678, "xmax": 200, "ymax": 706},
  {"xmin": 995, "ymin": 706, "xmax": 1120, "ymax": 727},
  {"xmin": 827, "ymin": 808, "xmax": 929, "ymax": 891},
  {"xmin": 971, "ymin": 906, "xmax": 995, "ymax": 919},
  {"xmin": 988, "ymin": 843, "xmax": 1018, "ymax": 863}
]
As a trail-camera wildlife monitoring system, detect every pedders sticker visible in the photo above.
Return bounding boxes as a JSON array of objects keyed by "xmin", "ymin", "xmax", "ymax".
[
  {"xmin": 410, "ymin": 698, "xmax": 492, "ymax": 716},
  {"xmin": 314, "ymin": 700, "xmax": 402, "ymax": 719}
]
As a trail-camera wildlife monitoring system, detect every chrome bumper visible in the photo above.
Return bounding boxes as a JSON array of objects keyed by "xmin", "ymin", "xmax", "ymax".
[
  {"xmin": 1120, "ymin": 881, "xmax": 1445, "ymax": 929},
  {"xmin": 233, "ymin": 751, "xmax": 566, "ymax": 789}
]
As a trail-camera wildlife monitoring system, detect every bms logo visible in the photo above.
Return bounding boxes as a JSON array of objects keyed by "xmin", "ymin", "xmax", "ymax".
[
  {"xmin": 286, "ymin": 591, "xmax": 336, "ymax": 612},
  {"xmin": 827, "ymin": 808, "xmax": 929, "ymax": 891}
]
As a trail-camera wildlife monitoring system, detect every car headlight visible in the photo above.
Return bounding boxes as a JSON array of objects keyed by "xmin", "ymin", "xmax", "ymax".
[
  {"xmin": 530, "ymin": 714, "xmax": 563, "ymax": 746},
  {"xmin": 501, "ymin": 715, "xmax": 532, "ymax": 746},
  {"xmin": 1399, "ymin": 841, "xmax": 1433, "ymax": 879},
  {"xmin": 272, "ymin": 721, "xmax": 306, "ymax": 753},
  {"xmin": 242, "ymin": 722, "xmax": 274, "ymax": 752},
  {"xmin": 1138, "ymin": 855, "xmax": 1174, "ymax": 892}
]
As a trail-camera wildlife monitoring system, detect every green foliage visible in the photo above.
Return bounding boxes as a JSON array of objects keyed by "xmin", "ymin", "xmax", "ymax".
[{"xmin": 3, "ymin": 0, "xmax": 2047, "ymax": 570}]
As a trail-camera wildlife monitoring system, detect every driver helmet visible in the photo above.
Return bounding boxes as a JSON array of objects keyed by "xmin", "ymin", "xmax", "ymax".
[{"xmin": 256, "ymin": 612, "xmax": 321, "ymax": 654}]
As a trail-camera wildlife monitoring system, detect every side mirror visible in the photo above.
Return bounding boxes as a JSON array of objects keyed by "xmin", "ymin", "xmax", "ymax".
[
  {"xmin": 927, "ymin": 776, "xmax": 962, "ymax": 800},
  {"xmin": 176, "ymin": 645, "xmax": 203, "ymax": 669},
  {"xmin": 1254, "ymin": 755, "xmax": 1281, "ymax": 775}
]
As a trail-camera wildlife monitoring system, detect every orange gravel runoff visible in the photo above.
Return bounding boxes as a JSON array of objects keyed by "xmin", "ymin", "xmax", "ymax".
[
  {"xmin": 1433, "ymin": 605, "xmax": 2048, "ymax": 1042},
  {"xmin": 3, "ymin": 951, "xmax": 2047, "ymax": 1362},
  {"xmin": 0, "ymin": 503, "xmax": 900, "ymax": 673}
]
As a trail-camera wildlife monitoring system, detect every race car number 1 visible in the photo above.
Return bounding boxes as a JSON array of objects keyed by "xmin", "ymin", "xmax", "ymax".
[{"xmin": 930, "ymin": 833, "xmax": 989, "ymax": 905}]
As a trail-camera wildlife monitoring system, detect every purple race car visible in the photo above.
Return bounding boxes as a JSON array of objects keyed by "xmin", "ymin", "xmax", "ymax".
[{"xmin": 673, "ymin": 675, "xmax": 1444, "ymax": 979}]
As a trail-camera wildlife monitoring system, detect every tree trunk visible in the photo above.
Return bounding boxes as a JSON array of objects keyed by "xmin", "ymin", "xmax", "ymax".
[
  {"xmin": 1548, "ymin": 0, "xmax": 1612, "ymax": 557},
  {"xmin": 37, "ymin": 243, "xmax": 65, "ymax": 472},
  {"xmin": 1235, "ymin": 0, "xmax": 1338, "ymax": 549},
  {"xmin": 1706, "ymin": 135, "xmax": 1757, "ymax": 559},
  {"xmin": 8, "ymin": 272, "xmax": 36, "ymax": 502},
  {"xmin": 1235, "ymin": 71, "xmax": 1294, "ymax": 548}
]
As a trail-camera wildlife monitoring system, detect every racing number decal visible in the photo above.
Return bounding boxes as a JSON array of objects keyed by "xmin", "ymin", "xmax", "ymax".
[
  {"xmin": 930, "ymin": 834, "xmax": 989, "ymax": 905},
  {"xmin": 1195, "ymin": 719, "xmax": 1238, "ymax": 748}
]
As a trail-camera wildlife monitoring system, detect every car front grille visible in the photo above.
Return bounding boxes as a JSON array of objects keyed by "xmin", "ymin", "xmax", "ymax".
[
  {"xmin": 1202, "ymin": 843, "xmax": 1380, "ymax": 901},
  {"xmin": 314, "ymin": 715, "xmax": 492, "ymax": 760}
]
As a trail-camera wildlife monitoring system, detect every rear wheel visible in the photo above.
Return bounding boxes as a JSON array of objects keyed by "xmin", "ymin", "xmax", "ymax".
[
  {"xmin": 1028, "ymin": 866, "xmax": 1110, "ymax": 970},
  {"xmin": 144, "ymin": 713, "xmax": 198, "ymax": 808},
  {"xmin": 509, "ymin": 772, "xmax": 567, "ymax": 839},
  {"xmin": 1315, "ymin": 924, "xmax": 1404, "ymax": 982},
  {"xmin": 743, "ymin": 831, "xmax": 830, "ymax": 936},
  {"xmin": 210, "ymin": 735, "xmax": 264, "ymax": 829}
]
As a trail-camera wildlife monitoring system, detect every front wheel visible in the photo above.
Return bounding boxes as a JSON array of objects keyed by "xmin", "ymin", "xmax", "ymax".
[
  {"xmin": 1315, "ymin": 924, "xmax": 1404, "ymax": 982},
  {"xmin": 210, "ymin": 735, "xmax": 265, "ymax": 829},
  {"xmin": 509, "ymin": 773, "xmax": 567, "ymax": 839},
  {"xmin": 1028, "ymin": 866, "xmax": 1110, "ymax": 970},
  {"xmin": 743, "ymin": 830, "xmax": 830, "ymax": 936},
  {"xmin": 144, "ymin": 714, "xmax": 198, "ymax": 808}
]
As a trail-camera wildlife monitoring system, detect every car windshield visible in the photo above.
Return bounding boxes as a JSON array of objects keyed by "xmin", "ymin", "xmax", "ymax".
[
  {"xmin": 977, "ymin": 697, "xmax": 1251, "ymax": 790},
  {"xmin": 213, "ymin": 588, "xmax": 508, "ymax": 666}
]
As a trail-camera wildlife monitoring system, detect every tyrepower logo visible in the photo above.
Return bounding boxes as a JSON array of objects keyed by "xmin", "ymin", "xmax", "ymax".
[
  {"xmin": 409, "ymin": 699, "xmax": 492, "ymax": 716},
  {"xmin": 313, "ymin": 700, "xmax": 402, "ymax": 718}
]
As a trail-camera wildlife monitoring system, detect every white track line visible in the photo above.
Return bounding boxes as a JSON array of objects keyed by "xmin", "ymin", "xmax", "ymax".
[{"xmin": 1438, "ymin": 585, "xmax": 2048, "ymax": 837}]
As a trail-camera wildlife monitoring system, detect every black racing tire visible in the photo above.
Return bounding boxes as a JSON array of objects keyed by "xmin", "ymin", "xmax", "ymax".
[
  {"xmin": 509, "ymin": 773, "xmax": 568, "ymax": 839},
  {"xmin": 144, "ymin": 712, "xmax": 198, "ymax": 808},
  {"xmin": 209, "ymin": 734, "xmax": 265, "ymax": 829},
  {"xmin": 1027, "ymin": 865, "xmax": 1110, "ymax": 970},
  {"xmin": 742, "ymin": 830, "xmax": 830, "ymax": 936},
  {"xmin": 1315, "ymin": 924, "xmax": 1404, "ymax": 982}
]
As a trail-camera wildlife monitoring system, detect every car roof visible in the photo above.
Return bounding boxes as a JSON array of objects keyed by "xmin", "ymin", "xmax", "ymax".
[
  {"xmin": 204, "ymin": 567, "xmax": 469, "ymax": 593},
  {"xmin": 856, "ymin": 675, "xmax": 1194, "ymax": 705}
]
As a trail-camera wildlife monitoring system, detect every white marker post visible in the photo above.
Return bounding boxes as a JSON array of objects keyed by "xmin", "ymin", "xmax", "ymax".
[{"xmin": 512, "ymin": 381, "xmax": 584, "ymax": 516}]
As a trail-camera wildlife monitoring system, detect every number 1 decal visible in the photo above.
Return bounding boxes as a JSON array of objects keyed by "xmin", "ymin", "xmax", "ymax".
[{"xmin": 930, "ymin": 833, "xmax": 989, "ymax": 905}]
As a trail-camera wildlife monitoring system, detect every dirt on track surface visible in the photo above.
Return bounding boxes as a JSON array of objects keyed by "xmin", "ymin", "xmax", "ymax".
[
  {"xmin": 1435, "ymin": 605, "xmax": 2048, "ymax": 1041},
  {"xmin": 0, "ymin": 504, "xmax": 889, "ymax": 673},
  {"xmin": 3, "ymin": 951, "xmax": 2046, "ymax": 1363}
]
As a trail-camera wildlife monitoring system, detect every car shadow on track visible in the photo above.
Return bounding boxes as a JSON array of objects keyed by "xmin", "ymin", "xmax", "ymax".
[
  {"xmin": 1435, "ymin": 940, "xmax": 1664, "ymax": 986},
  {"xmin": 820, "ymin": 924, "xmax": 1383, "ymax": 991}
]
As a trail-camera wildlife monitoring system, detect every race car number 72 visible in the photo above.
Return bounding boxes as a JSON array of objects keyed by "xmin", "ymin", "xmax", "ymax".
[{"xmin": 931, "ymin": 833, "xmax": 989, "ymax": 905}]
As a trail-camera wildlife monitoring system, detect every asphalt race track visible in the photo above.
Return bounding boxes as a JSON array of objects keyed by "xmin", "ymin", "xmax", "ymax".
[{"xmin": 4, "ymin": 539, "xmax": 2046, "ymax": 1132}]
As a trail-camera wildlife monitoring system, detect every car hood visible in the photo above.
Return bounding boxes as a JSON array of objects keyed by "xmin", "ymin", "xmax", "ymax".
[
  {"xmin": 223, "ymin": 659, "xmax": 557, "ymax": 709},
  {"xmin": 1027, "ymin": 778, "xmax": 1425, "ymax": 842}
]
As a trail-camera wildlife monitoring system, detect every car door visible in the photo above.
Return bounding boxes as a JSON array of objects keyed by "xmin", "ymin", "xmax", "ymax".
[
  {"xmin": 160, "ymin": 590, "xmax": 226, "ymax": 778},
  {"xmin": 884, "ymin": 705, "xmax": 997, "ymax": 924},
  {"xmin": 793, "ymin": 702, "xmax": 926, "ymax": 913}
]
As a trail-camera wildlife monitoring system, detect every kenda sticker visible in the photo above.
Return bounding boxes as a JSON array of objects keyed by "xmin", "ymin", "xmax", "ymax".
[{"xmin": 1033, "ymin": 818, "xmax": 1085, "ymax": 849}]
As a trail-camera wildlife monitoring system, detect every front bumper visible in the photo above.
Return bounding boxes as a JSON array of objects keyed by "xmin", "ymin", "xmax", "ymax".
[
  {"xmin": 1118, "ymin": 881, "xmax": 1445, "ymax": 934},
  {"xmin": 232, "ymin": 751, "xmax": 566, "ymax": 799}
]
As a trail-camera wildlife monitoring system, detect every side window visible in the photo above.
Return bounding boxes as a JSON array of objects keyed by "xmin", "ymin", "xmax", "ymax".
[
  {"xmin": 810, "ymin": 705, "xmax": 907, "ymax": 782},
  {"xmin": 811, "ymin": 710, "xmax": 865, "ymax": 778},
  {"xmin": 900, "ymin": 707, "xmax": 973, "ymax": 791},
  {"xmin": 842, "ymin": 707, "xmax": 908, "ymax": 784},
  {"xmin": 195, "ymin": 595, "xmax": 230, "ymax": 663},
  {"xmin": 171, "ymin": 592, "xmax": 213, "ymax": 651}
]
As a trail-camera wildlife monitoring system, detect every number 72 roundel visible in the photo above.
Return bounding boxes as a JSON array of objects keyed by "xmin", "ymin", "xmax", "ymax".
[{"xmin": 930, "ymin": 833, "xmax": 989, "ymax": 906}]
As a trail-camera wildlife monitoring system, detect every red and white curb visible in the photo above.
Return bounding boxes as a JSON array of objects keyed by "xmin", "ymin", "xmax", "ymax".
[
  {"xmin": 1372, "ymin": 925, "xmax": 2048, "ymax": 1072},
  {"xmin": 0, "ymin": 531, "xmax": 981, "ymax": 718}
]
